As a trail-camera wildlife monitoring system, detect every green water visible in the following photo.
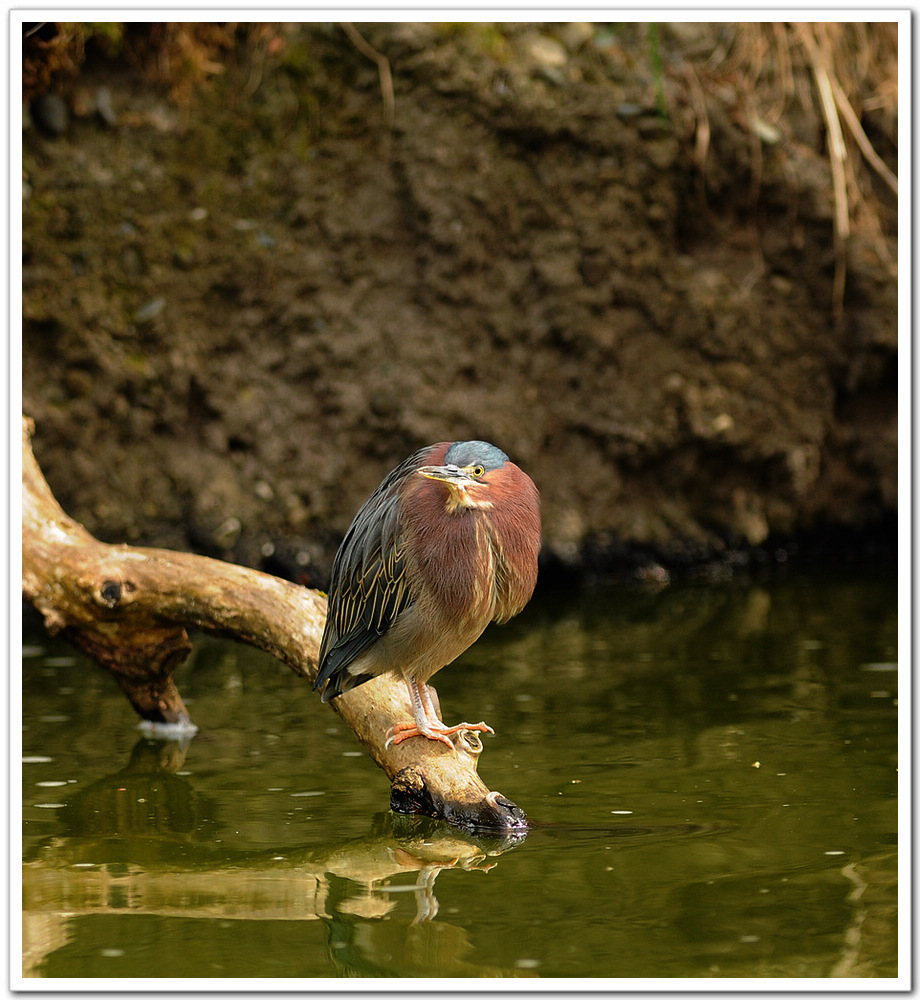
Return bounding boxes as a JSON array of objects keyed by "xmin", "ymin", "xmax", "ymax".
[{"xmin": 21, "ymin": 566, "xmax": 899, "ymax": 981}]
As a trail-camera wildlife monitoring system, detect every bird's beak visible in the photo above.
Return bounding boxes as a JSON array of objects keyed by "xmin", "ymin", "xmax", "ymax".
[
  {"xmin": 417, "ymin": 464, "xmax": 491, "ymax": 510},
  {"xmin": 416, "ymin": 464, "xmax": 476, "ymax": 485}
]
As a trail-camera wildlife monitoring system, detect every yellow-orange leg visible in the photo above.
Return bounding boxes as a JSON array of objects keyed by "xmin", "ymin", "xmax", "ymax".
[{"xmin": 384, "ymin": 678, "xmax": 494, "ymax": 749}]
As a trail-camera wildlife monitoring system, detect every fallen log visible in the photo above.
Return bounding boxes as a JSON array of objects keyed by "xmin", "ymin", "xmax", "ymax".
[{"xmin": 21, "ymin": 415, "xmax": 528, "ymax": 833}]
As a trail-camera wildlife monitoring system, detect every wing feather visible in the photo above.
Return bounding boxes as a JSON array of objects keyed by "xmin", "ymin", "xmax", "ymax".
[{"xmin": 314, "ymin": 445, "xmax": 439, "ymax": 699}]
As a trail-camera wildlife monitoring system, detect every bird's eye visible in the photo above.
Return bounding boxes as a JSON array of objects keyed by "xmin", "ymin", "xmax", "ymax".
[{"xmin": 471, "ymin": 465, "xmax": 485, "ymax": 478}]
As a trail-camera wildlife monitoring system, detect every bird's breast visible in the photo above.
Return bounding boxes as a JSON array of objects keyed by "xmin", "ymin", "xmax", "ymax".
[
  {"xmin": 417, "ymin": 513, "xmax": 495, "ymax": 619},
  {"xmin": 402, "ymin": 474, "xmax": 536, "ymax": 627}
]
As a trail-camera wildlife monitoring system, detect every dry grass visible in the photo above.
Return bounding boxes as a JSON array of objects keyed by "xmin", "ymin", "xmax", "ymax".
[
  {"xmin": 340, "ymin": 23, "xmax": 395, "ymax": 158},
  {"xmin": 22, "ymin": 23, "xmax": 280, "ymax": 103},
  {"xmin": 706, "ymin": 22, "xmax": 898, "ymax": 320}
]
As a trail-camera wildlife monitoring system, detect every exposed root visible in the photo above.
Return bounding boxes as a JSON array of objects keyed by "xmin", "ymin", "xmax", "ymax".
[
  {"xmin": 341, "ymin": 22, "xmax": 395, "ymax": 157},
  {"xmin": 794, "ymin": 22, "xmax": 850, "ymax": 322},
  {"xmin": 687, "ymin": 21, "xmax": 897, "ymax": 322}
]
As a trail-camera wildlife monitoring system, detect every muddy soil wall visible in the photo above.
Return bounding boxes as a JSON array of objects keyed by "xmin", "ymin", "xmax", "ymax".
[{"xmin": 21, "ymin": 23, "xmax": 898, "ymax": 584}]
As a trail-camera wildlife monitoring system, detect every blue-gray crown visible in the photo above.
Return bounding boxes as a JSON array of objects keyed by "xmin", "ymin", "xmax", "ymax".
[{"xmin": 444, "ymin": 440, "xmax": 509, "ymax": 471}]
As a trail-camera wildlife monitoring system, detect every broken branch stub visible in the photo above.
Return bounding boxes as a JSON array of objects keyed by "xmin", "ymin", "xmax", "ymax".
[{"xmin": 20, "ymin": 415, "xmax": 527, "ymax": 833}]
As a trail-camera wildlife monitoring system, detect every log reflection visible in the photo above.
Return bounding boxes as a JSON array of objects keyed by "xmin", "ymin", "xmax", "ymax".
[{"xmin": 22, "ymin": 737, "xmax": 529, "ymax": 978}]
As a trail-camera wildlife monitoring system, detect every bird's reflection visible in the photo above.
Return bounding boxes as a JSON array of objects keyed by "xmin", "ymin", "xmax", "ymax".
[
  {"xmin": 319, "ymin": 836, "xmax": 528, "ymax": 977},
  {"xmin": 323, "ymin": 810, "xmax": 511, "ymax": 926}
]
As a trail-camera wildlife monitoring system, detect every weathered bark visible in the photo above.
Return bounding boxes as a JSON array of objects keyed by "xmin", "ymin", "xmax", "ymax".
[{"xmin": 21, "ymin": 415, "xmax": 528, "ymax": 833}]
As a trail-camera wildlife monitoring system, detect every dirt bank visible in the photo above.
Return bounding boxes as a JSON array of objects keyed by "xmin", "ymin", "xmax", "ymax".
[{"xmin": 21, "ymin": 22, "xmax": 898, "ymax": 585}]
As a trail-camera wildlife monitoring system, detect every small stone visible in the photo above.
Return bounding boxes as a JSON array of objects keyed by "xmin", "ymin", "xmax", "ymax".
[
  {"xmin": 31, "ymin": 93, "xmax": 69, "ymax": 136},
  {"xmin": 96, "ymin": 87, "xmax": 117, "ymax": 126},
  {"xmin": 254, "ymin": 480, "xmax": 274, "ymax": 501},
  {"xmin": 527, "ymin": 35, "xmax": 567, "ymax": 69},
  {"xmin": 135, "ymin": 297, "xmax": 166, "ymax": 323},
  {"xmin": 557, "ymin": 22, "xmax": 594, "ymax": 52},
  {"xmin": 615, "ymin": 102, "xmax": 645, "ymax": 120},
  {"xmin": 212, "ymin": 516, "xmax": 242, "ymax": 548}
]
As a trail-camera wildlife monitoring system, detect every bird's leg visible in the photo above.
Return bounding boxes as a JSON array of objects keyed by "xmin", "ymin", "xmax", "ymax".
[
  {"xmin": 417, "ymin": 684, "xmax": 494, "ymax": 740},
  {"xmin": 385, "ymin": 678, "xmax": 494, "ymax": 749},
  {"xmin": 384, "ymin": 679, "xmax": 453, "ymax": 749}
]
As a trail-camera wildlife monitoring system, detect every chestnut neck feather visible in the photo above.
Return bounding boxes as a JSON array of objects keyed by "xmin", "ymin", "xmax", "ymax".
[{"xmin": 401, "ymin": 463, "xmax": 540, "ymax": 625}]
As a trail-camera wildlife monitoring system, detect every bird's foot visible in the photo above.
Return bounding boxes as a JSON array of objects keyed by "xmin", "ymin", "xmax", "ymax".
[
  {"xmin": 385, "ymin": 723, "xmax": 454, "ymax": 749},
  {"xmin": 385, "ymin": 720, "xmax": 494, "ymax": 750}
]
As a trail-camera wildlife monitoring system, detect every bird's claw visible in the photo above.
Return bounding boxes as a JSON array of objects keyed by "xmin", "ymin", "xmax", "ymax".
[
  {"xmin": 385, "ymin": 720, "xmax": 494, "ymax": 750},
  {"xmin": 385, "ymin": 727, "xmax": 454, "ymax": 750}
]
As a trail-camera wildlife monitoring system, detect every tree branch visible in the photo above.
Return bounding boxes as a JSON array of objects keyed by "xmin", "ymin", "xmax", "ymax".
[{"xmin": 21, "ymin": 415, "xmax": 528, "ymax": 833}]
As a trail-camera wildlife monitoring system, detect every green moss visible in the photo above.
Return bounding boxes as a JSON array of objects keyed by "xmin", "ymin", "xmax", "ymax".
[
  {"xmin": 647, "ymin": 22, "xmax": 668, "ymax": 119},
  {"xmin": 435, "ymin": 23, "xmax": 513, "ymax": 62},
  {"xmin": 125, "ymin": 353, "xmax": 153, "ymax": 377},
  {"xmin": 80, "ymin": 22, "xmax": 126, "ymax": 55}
]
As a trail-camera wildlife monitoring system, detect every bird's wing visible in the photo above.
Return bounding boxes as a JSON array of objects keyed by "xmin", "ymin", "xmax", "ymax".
[
  {"xmin": 314, "ymin": 452, "xmax": 427, "ymax": 695},
  {"xmin": 325, "ymin": 502, "xmax": 409, "ymax": 661}
]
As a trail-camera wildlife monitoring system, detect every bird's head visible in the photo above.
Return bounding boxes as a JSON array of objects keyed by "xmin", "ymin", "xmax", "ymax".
[{"xmin": 416, "ymin": 440, "xmax": 511, "ymax": 513}]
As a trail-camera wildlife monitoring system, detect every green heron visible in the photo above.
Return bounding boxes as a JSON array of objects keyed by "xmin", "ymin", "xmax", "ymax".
[{"xmin": 313, "ymin": 440, "xmax": 541, "ymax": 748}]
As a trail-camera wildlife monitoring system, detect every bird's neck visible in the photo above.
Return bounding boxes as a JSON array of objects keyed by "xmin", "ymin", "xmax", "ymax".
[{"xmin": 443, "ymin": 485, "xmax": 493, "ymax": 514}]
